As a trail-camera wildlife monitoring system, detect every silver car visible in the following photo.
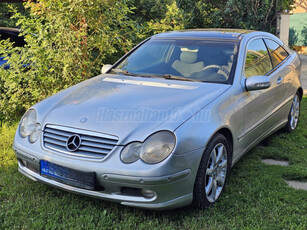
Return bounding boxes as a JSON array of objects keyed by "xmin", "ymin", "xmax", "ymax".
[{"xmin": 13, "ymin": 29, "xmax": 303, "ymax": 210}]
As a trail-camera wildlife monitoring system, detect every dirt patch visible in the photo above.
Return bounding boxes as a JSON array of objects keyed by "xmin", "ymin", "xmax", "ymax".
[{"xmin": 261, "ymin": 159, "xmax": 289, "ymax": 166}]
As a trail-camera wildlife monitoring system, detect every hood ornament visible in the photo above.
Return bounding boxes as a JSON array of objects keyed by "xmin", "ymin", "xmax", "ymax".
[
  {"xmin": 80, "ymin": 118, "xmax": 87, "ymax": 123},
  {"xmin": 66, "ymin": 134, "xmax": 81, "ymax": 152}
]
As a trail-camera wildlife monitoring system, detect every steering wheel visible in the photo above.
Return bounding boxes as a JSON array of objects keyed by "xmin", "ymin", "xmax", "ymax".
[{"xmin": 202, "ymin": 65, "xmax": 230, "ymax": 78}]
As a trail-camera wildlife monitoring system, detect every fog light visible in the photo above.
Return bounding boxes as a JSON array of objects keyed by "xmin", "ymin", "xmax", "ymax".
[
  {"xmin": 141, "ymin": 189, "xmax": 155, "ymax": 198},
  {"xmin": 21, "ymin": 159, "xmax": 27, "ymax": 167}
]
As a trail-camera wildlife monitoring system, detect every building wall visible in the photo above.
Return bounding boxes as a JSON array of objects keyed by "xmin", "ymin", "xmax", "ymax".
[{"xmin": 292, "ymin": 1, "xmax": 307, "ymax": 14}]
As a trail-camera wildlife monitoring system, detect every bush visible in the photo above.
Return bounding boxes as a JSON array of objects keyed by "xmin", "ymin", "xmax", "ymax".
[
  {"xmin": 0, "ymin": 0, "xmax": 295, "ymax": 123},
  {"xmin": 0, "ymin": 2, "xmax": 27, "ymax": 27},
  {"xmin": 0, "ymin": 0, "xmax": 139, "ymax": 123},
  {"xmin": 177, "ymin": 0, "xmax": 294, "ymax": 32}
]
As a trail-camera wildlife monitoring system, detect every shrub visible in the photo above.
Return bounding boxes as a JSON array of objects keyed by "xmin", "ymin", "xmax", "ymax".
[
  {"xmin": 0, "ymin": 0, "xmax": 295, "ymax": 123},
  {"xmin": 0, "ymin": 0, "xmax": 139, "ymax": 123}
]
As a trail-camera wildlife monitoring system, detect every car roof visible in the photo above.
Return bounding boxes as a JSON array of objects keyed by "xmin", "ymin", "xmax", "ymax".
[
  {"xmin": 152, "ymin": 29, "xmax": 254, "ymax": 41},
  {"xmin": 0, "ymin": 27, "xmax": 20, "ymax": 36}
]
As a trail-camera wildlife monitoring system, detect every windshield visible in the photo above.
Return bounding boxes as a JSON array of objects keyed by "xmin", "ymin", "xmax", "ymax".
[{"xmin": 113, "ymin": 39, "xmax": 238, "ymax": 83}]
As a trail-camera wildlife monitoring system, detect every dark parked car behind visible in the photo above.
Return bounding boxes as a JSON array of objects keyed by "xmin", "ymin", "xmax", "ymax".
[{"xmin": 0, "ymin": 27, "xmax": 25, "ymax": 69}]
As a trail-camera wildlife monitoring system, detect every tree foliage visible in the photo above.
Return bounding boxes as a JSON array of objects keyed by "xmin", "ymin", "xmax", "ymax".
[
  {"xmin": 128, "ymin": 0, "xmax": 173, "ymax": 22},
  {"xmin": 0, "ymin": 2, "xmax": 27, "ymax": 27},
  {"xmin": 0, "ymin": 0, "xmax": 139, "ymax": 122},
  {"xmin": 142, "ymin": 1, "xmax": 184, "ymax": 35},
  {"xmin": 178, "ymin": 0, "xmax": 294, "ymax": 32},
  {"xmin": 0, "ymin": 0, "xmax": 295, "ymax": 123}
]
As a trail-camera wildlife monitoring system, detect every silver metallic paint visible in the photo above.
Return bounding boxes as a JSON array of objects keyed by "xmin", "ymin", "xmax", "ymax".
[
  {"xmin": 13, "ymin": 30, "xmax": 302, "ymax": 210},
  {"xmin": 245, "ymin": 75, "xmax": 271, "ymax": 91}
]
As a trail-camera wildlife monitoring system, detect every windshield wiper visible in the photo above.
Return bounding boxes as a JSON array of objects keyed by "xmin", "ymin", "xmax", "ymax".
[
  {"xmin": 111, "ymin": 69, "xmax": 161, "ymax": 79},
  {"xmin": 110, "ymin": 68, "xmax": 141, "ymax": 77},
  {"xmin": 155, "ymin": 74, "xmax": 200, "ymax": 82},
  {"xmin": 111, "ymin": 69, "xmax": 200, "ymax": 82}
]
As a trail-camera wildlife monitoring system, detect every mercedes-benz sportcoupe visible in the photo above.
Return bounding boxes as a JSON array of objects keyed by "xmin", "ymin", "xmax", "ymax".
[{"xmin": 13, "ymin": 29, "xmax": 302, "ymax": 210}]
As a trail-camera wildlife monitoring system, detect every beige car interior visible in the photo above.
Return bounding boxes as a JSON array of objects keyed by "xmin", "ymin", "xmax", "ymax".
[
  {"xmin": 171, "ymin": 47, "xmax": 233, "ymax": 80},
  {"xmin": 172, "ymin": 48, "xmax": 204, "ymax": 77}
]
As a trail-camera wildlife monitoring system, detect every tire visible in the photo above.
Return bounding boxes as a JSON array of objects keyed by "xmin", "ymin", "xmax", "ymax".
[
  {"xmin": 283, "ymin": 92, "xmax": 301, "ymax": 133},
  {"xmin": 193, "ymin": 133, "xmax": 231, "ymax": 208}
]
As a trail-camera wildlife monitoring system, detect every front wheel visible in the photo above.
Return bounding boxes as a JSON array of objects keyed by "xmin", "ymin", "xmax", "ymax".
[
  {"xmin": 283, "ymin": 92, "xmax": 301, "ymax": 133},
  {"xmin": 193, "ymin": 133, "xmax": 231, "ymax": 208}
]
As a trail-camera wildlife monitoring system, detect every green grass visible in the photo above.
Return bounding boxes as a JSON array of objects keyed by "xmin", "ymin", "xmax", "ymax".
[{"xmin": 0, "ymin": 98, "xmax": 306, "ymax": 230}]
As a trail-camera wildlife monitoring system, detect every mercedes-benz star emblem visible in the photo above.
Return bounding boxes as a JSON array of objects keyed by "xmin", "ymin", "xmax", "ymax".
[
  {"xmin": 80, "ymin": 118, "xmax": 87, "ymax": 123},
  {"xmin": 66, "ymin": 134, "xmax": 81, "ymax": 152}
]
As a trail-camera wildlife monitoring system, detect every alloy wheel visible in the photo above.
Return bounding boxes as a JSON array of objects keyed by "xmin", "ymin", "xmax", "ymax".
[
  {"xmin": 205, "ymin": 143, "xmax": 228, "ymax": 203},
  {"xmin": 290, "ymin": 95, "xmax": 300, "ymax": 130}
]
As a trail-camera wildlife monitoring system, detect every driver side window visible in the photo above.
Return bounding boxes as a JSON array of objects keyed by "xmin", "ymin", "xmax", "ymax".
[{"xmin": 245, "ymin": 39, "xmax": 272, "ymax": 78}]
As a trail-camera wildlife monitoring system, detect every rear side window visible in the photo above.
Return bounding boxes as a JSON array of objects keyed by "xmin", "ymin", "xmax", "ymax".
[
  {"xmin": 245, "ymin": 39, "xmax": 272, "ymax": 78},
  {"xmin": 264, "ymin": 39, "xmax": 288, "ymax": 68}
]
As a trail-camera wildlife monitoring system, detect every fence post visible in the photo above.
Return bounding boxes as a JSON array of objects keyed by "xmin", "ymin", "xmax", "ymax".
[{"xmin": 276, "ymin": 12, "xmax": 291, "ymax": 45}]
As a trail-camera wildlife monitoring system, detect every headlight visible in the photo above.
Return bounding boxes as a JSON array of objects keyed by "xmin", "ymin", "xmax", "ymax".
[
  {"xmin": 120, "ymin": 131, "xmax": 176, "ymax": 164},
  {"xmin": 19, "ymin": 109, "xmax": 41, "ymax": 143},
  {"xmin": 120, "ymin": 142, "xmax": 142, "ymax": 163},
  {"xmin": 29, "ymin": 123, "xmax": 41, "ymax": 143},
  {"xmin": 140, "ymin": 131, "xmax": 176, "ymax": 164},
  {"xmin": 20, "ymin": 109, "xmax": 37, "ymax": 137}
]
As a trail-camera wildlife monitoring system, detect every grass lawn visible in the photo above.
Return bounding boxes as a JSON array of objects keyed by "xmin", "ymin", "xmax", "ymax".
[{"xmin": 0, "ymin": 97, "xmax": 306, "ymax": 230}]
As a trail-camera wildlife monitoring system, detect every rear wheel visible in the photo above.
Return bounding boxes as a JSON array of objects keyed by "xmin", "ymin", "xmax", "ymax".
[
  {"xmin": 283, "ymin": 92, "xmax": 300, "ymax": 133},
  {"xmin": 193, "ymin": 133, "xmax": 231, "ymax": 208}
]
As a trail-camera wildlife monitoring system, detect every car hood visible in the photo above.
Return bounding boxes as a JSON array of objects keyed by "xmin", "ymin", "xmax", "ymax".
[{"xmin": 39, "ymin": 74, "xmax": 230, "ymax": 144}]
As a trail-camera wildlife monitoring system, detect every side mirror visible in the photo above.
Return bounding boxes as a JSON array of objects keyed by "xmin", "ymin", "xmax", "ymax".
[
  {"xmin": 245, "ymin": 75, "xmax": 271, "ymax": 91},
  {"xmin": 101, "ymin": 64, "xmax": 112, "ymax": 74}
]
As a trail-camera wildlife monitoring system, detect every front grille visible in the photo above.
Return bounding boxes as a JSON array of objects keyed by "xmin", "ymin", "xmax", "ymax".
[{"xmin": 43, "ymin": 124, "xmax": 118, "ymax": 159}]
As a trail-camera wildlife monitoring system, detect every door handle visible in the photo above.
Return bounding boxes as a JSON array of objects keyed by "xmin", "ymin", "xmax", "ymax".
[{"xmin": 277, "ymin": 76, "xmax": 283, "ymax": 84}]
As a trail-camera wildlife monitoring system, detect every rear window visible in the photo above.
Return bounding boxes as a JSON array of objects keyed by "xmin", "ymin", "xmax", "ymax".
[{"xmin": 264, "ymin": 39, "xmax": 288, "ymax": 68}]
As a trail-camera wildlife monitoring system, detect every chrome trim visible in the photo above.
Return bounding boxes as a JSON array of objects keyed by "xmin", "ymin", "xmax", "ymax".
[{"xmin": 43, "ymin": 124, "xmax": 118, "ymax": 159}]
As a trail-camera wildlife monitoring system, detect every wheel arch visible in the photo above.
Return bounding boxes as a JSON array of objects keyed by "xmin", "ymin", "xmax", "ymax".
[
  {"xmin": 297, "ymin": 87, "xmax": 303, "ymax": 101},
  {"xmin": 215, "ymin": 128, "xmax": 234, "ymax": 162},
  {"xmin": 203, "ymin": 126, "xmax": 234, "ymax": 164},
  {"xmin": 192, "ymin": 126, "xmax": 234, "ymax": 207}
]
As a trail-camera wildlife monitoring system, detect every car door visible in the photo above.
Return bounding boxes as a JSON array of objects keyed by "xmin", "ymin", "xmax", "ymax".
[
  {"xmin": 263, "ymin": 38, "xmax": 292, "ymax": 104},
  {"xmin": 239, "ymin": 38, "xmax": 282, "ymax": 150}
]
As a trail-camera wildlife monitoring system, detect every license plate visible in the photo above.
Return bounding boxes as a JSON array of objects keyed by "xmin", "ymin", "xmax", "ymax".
[{"xmin": 40, "ymin": 160, "xmax": 95, "ymax": 190}]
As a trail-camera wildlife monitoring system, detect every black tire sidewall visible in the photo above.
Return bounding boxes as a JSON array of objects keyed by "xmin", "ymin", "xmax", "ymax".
[{"xmin": 193, "ymin": 133, "xmax": 231, "ymax": 208}]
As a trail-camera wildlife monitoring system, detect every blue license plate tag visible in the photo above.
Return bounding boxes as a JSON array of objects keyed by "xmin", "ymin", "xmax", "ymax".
[{"xmin": 40, "ymin": 160, "xmax": 95, "ymax": 190}]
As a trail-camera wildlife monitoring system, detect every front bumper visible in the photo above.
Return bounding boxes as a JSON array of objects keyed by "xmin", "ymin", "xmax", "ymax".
[{"xmin": 14, "ymin": 144, "xmax": 204, "ymax": 210}]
